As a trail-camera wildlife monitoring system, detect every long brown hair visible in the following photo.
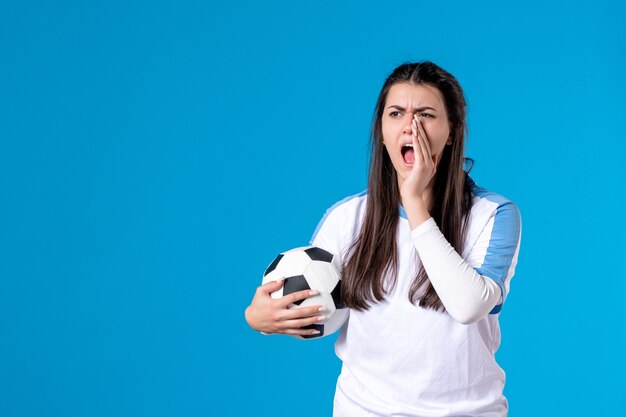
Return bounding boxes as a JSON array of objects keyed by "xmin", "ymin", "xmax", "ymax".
[{"xmin": 342, "ymin": 61, "xmax": 474, "ymax": 312}]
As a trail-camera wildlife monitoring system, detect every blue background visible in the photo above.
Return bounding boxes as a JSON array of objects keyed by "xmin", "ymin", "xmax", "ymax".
[{"xmin": 1, "ymin": 1, "xmax": 625, "ymax": 416}]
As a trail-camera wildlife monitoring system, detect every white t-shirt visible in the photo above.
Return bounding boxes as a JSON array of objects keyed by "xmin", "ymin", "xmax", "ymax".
[{"xmin": 309, "ymin": 175, "xmax": 522, "ymax": 417}]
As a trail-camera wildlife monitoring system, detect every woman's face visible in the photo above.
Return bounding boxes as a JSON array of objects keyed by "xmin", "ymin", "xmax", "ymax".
[{"xmin": 381, "ymin": 82, "xmax": 452, "ymax": 186}]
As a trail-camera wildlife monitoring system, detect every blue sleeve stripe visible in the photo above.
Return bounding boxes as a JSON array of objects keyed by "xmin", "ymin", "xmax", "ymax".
[
  {"xmin": 489, "ymin": 303, "xmax": 502, "ymax": 314},
  {"xmin": 474, "ymin": 201, "xmax": 521, "ymax": 312},
  {"xmin": 309, "ymin": 190, "xmax": 367, "ymax": 245}
]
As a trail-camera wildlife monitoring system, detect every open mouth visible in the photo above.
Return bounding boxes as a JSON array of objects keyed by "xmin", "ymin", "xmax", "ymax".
[{"xmin": 401, "ymin": 144, "xmax": 415, "ymax": 165}]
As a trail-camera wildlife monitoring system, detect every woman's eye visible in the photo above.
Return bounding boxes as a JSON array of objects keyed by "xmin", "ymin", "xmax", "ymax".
[
  {"xmin": 419, "ymin": 113, "xmax": 434, "ymax": 118},
  {"xmin": 389, "ymin": 111, "xmax": 401, "ymax": 117}
]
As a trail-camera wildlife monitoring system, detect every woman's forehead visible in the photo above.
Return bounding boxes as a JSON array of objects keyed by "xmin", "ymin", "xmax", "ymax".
[{"xmin": 385, "ymin": 83, "xmax": 445, "ymax": 110}]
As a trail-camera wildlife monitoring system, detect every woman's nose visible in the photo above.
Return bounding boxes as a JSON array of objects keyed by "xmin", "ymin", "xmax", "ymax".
[
  {"xmin": 403, "ymin": 114, "xmax": 419, "ymax": 134},
  {"xmin": 403, "ymin": 118, "xmax": 413, "ymax": 135}
]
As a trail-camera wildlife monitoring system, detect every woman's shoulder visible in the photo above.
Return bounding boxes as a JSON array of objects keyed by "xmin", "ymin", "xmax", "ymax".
[
  {"xmin": 467, "ymin": 175, "xmax": 520, "ymax": 214},
  {"xmin": 334, "ymin": 189, "xmax": 368, "ymax": 207},
  {"xmin": 465, "ymin": 175, "xmax": 522, "ymax": 237},
  {"xmin": 309, "ymin": 189, "xmax": 368, "ymax": 249},
  {"xmin": 312, "ymin": 190, "xmax": 367, "ymax": 222}
]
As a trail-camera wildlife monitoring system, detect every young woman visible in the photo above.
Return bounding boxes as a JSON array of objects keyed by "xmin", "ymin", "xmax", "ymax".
[{"xmin": 245, "ymin": 61, "xmax": 522, "ymax": 417}]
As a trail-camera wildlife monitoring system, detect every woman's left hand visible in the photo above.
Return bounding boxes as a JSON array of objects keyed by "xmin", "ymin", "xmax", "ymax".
[{"xmin": 400, "ymin": 115, "xmax": 437, "ymax": 203}]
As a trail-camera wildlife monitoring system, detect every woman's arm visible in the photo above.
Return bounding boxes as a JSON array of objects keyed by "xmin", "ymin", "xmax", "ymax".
[
  {"xmin": 408, "ymin": 202, "xmax": 522, "ymax": 324},
  {"xmin": 410, "ymin": 216, "xmax": 500, "ymax": 324}
]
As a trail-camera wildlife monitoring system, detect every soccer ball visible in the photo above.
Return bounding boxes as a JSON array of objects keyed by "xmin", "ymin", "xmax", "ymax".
[{"xmin": 262, "ymin": 246, "xmax": 349, "ymax": 340}]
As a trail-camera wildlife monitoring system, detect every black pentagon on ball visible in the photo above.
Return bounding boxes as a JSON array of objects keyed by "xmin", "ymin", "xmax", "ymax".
[
  {"xmin": 300, "ymin": 323, "xmax": 324, "ymax": 339},
  {"xmin": 264, "ymin": 254, "xmax": 283, "ymax": 276},
  {"xmin": 283, "ymin": 275, "xmax": 310, "ymax": 306},
  {"xmin": 304, "ymin": 247, "xmax": 333, "ymax": 263},
  {"xmin": 331, "ymin": 281, "xmax": 345, "ymax": 309}
]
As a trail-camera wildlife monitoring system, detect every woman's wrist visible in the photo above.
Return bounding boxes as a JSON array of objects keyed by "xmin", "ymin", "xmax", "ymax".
[{"xmin": 403, "ymin": 197, "xmax": 431, "ymax": 230}]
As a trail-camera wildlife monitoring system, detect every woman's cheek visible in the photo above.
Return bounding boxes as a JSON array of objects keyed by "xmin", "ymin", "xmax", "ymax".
[{"xmin": 425, "ymin": 123, "xmax": 447, "ymax": 148}]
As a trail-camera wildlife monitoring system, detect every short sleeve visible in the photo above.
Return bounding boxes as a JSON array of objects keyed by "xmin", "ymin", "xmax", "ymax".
[
  {"xmin": 308, "ymin": 191, "xmax": 366, "ymax": 266},
  {"xmin": 309, "ymin": 205, "xmax": 347, "ymax": 265}
]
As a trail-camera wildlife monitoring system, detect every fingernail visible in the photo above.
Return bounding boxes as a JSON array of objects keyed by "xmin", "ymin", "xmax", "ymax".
[
  {"xmin": 318, "ymin": 306, "xmax": 327, "ymax": 312},
  {"xmin": 309, "ymin": 290, "xmax": 319, "ymax": 296},
  {"xmin": 311, "ymin": 330, "xmax": 321, "ymax": 334},
  {"xmin": 317, "ymin": 315, "xmax": 326, "ymax": 321}
]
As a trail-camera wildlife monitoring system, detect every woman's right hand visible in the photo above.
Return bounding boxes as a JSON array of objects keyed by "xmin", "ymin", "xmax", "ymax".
[{"xmin": 244, "ymin": 279, "xmax": 327, "ymax": 337}]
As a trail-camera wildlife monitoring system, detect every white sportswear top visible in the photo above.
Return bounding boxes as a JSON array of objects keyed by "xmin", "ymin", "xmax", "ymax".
[{"xmin": 309, "ymin": 175, "xmax": 522, "ymax": 417}]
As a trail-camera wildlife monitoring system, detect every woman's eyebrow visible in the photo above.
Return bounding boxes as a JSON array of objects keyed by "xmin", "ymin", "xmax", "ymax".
[{"xmin": 386, "ymin": 105, "xmax": 438, "ymax": 112}]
